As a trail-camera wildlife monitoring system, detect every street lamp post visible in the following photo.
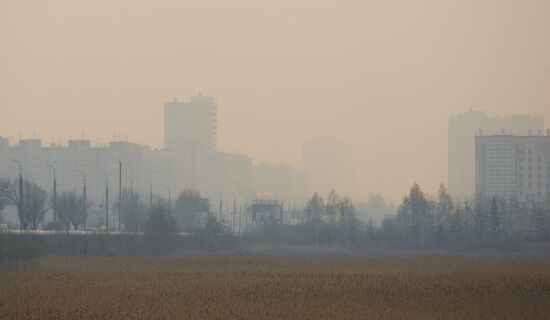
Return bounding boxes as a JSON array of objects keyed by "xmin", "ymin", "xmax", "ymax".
[
  {"xmin": 47, "ymin": 163, "xmax": 57, "ymax": 224},
  {"xmin": 146, "ymin": 180, "xmax": 153, "ymax": 212},
  {"xmin": 227, "ymin": 191, "xmax": 237, "ymax": 233},
  {"xmin": 100, "ymin": 172, "xmax": 109, "ymax": 233},
  {"xmin": 77, "ymin": 170, "xmax": 86, "ymax": 230},
  {"xmin": 118, "ymin": 159, "xmax": 122, "ymax": 231},
  {"xmin": 199, "ymin": 190, "xmax": 211, "ymax": 219},
  {"xmin": 164, "ymin": 187, "xmax": 172, "ymax": 216},
  {"xmin": 215, "ymin": 191, "xmax": 223, "ymax": 222}
]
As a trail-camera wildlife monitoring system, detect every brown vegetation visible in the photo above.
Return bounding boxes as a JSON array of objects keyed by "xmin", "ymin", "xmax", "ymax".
[{"xmin": 1, "ymin": 256, "xmax": 550, "ymax": 319}]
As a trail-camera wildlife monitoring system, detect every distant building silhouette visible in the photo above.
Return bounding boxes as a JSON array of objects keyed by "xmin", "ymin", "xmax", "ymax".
[
  {"xmin": 253, "ymin": 163, "xmax": 308, "ymax": 200},
  {"xmin": 0, "ymin": 137, "xmax": 9, "ymax": 178},
  {"xmin": 0, "ymin": 96, "xmax": 310, "ymax": 229},
  {"xmin": 302, "ymin": 136, "xmax": 356, "ymax": 198},
  {"xmin": 164, "ymin": 95, "xmax": 217, "ymax": 151},
  {"xmin": 448, "ymin": 110, "xmax": 544, "ymax": 198}
]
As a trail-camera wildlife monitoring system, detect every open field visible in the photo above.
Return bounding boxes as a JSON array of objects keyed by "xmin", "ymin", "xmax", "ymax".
[{"xmin": 1, "ymin": 256, "xmax": 550, "ymax": 319}]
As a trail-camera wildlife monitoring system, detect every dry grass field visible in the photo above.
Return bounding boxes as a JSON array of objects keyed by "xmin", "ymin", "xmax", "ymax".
[{"xmin": 1, "ymin": 255, "xmax": 550, "ymax": 319}]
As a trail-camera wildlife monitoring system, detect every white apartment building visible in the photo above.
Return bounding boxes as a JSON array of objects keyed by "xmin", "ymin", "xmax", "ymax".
[
  {"xmin": 475, "ymin": 131, "xmax": 550, "ymax": 207},
  {"xmin": 449, "ymin": 110, "xmax": 544, "ymax": 198}
]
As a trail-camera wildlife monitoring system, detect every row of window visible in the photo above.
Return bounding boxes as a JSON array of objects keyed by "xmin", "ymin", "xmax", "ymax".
[{"xmin": 519, "ymin": 183, "xmax": 549, "ymax": 190}]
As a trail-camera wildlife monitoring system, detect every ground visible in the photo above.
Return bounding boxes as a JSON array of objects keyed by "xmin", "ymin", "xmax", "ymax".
[{"xmin": 1, "ymin": 255, "xmax": 550, "ymax": 319}]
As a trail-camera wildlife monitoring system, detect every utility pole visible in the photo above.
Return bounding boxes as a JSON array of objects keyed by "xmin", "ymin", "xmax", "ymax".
[
  {"xmin": 100, "ymin": 172, "xmax": 109, "ymax": 233},
  {"xmin": 12, "ymin": 159, "xmax": 23, "ymax": 230},
  {"xmin": 233, "ymin": 197, "xmax": 236, "ymax": 233},
  {"xmin": 168, "ymin": 188, "xmax": 172, "ymax": 216},
  {"xmin": 83, "ymin": 178, "xmax": 86, "ymax": 229},
  {"xmin": 118, "ymin": 159, "xmax": 122, "ymax": 231},
  {"xmin": 126, "ymin": 176, "xmax": 134, "ymax": 226},
  {"xmin": 465, "ymin": 201, "xmax": 471, "ymax": 237},
  {"xmin": 47, "ymin": 164, "xmax": 57, "ymax": 224},
  {"xmin": 77, "ymin": 170, "xmax": 86, "ymax": 230},
  {"xmin": 105, "ymin": 178, "xmax": 109, "ymax": 233},
  {"xmin": 164, "ymin": 186, "xmax": 171, "ymax": 216},
  {"xmin": 239, "ymin": 205, "xmax": 242, "ymax": 234},
  {"xmin": 218, "ymin": 192, "xmax": 222, "ymax": 222},
  {"xmin": 147, "ymin": 181, "xmax": 153, "ymax": 211}
]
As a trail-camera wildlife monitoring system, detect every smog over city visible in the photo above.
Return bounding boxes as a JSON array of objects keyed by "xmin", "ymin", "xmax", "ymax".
[{"xmin": 1, "ymin": 1, "xmax": 550, "ymax": 319}]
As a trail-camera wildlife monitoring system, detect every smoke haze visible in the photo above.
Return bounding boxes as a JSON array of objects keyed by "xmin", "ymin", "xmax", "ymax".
[{"xmin": 1, "ymin": 0, "xmax": 549, "ymax": 201}]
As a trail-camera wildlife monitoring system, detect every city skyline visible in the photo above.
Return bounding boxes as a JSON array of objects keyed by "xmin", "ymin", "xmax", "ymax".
[
  {"xmin": 1, "ymin": 0, "xmax": 550, "ymax": 202},
  {"xmin": 2, "ymin": 105, "xmax": 546, "ymax": 203}
]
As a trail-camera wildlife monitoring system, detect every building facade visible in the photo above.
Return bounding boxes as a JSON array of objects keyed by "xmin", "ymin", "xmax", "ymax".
[
  {"xmin": 449, "ymin": 110, "xmax": 544, "ymax": 198},
  {"xmin": 253, "ymin": 163, "xmax": 308, "ymax": 200},
  {"xmin": 164, "ymin": 95, "xmax": 217, "ymax": 150},
  {"xmin": 475, "ymin": 132, "xmax": 550, "ymax": 207}
]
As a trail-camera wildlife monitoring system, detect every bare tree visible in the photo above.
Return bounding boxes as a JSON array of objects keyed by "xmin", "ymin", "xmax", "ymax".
[
  {"xmin": 56, "ymin": 191, "xmax": 91, "ymax": 231},
  {"xmin": 5, "ymin": 179, "xmax": 47, "ymax": 230},
  {"xmin": 325, "ymin": 190, "xmax": 339, "ymax": 242},
  {"xmin": 0, "ymin": 178, "xmax": 11, "ymax": 222},
  {"xmin": 57, "ymin": 192, "xmax": 78, "ymax": 231},
  {"xmin": 337, "ymin": 197, "xmax": 357, "ymax": 243},
  {"xmin": 26, "ymin": 182, "xmax": 48, "ymax": 230},
  {"xmin": 304, "ymin": 193, "xmax": 325, "ymax": 245},
  {"xmin": 120, "ymin": 187, "xmax": 147, "ymax": 232},
  {"xmin": 434, "ymin": 184, "xmax": 454, "ymax": 236}
]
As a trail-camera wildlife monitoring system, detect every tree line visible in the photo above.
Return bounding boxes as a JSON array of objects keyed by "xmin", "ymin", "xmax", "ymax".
[
  {"xmin": 377, "ymin": 183, "xmax": 550, "ymax": 248},
  {"xmin": 0, "ymin": 177, "xmax": 222, "ymax": 235},
  {"xmin": 2, "ymin": 175, "xmax": 550, "ymax": 250},
  {"xmin": 253, "ymin": 184, "xmax": 550, "ymax": 249}
]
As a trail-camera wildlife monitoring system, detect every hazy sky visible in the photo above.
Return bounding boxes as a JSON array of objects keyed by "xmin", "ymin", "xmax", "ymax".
[{"xmin": 1, "ymin": 0, "xmax": 549, "ymax": 202}]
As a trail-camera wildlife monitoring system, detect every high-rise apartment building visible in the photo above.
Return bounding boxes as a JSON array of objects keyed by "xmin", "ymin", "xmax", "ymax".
[
  {"xmin": 475, "ymin": 131, "xmax": 550, "ymax": 207},
  {"xmin": 164, "ymin": 95, "xmax": 217, "ymax": 150},
  {"xmin": 448, "ymin": 110, "xmax": 544, "ymax": 198}
]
